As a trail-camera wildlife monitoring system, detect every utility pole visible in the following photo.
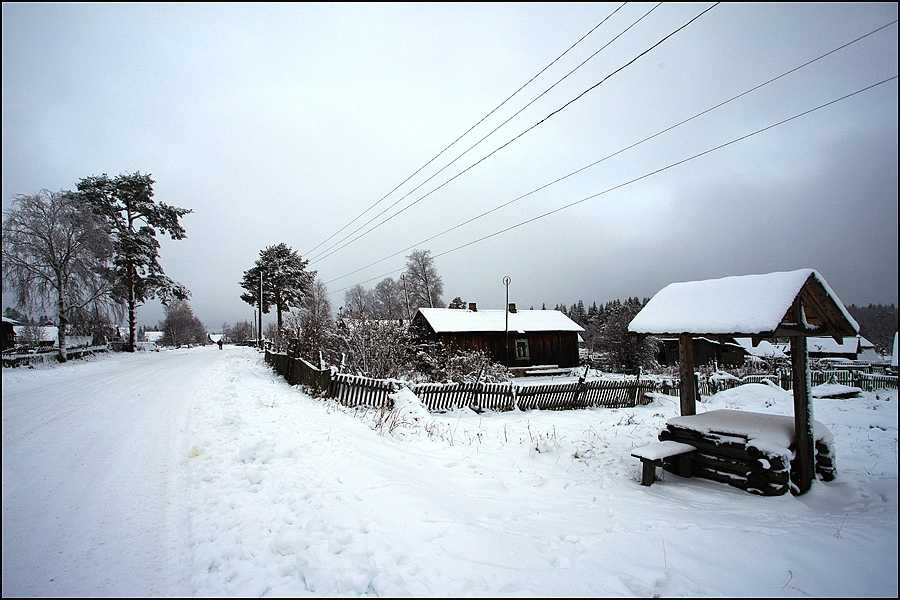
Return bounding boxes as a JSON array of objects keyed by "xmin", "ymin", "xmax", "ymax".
[
  {"xmin": 259, "ymin": 271, "xmax": 264, "ymax": 350},
  {"xmin": 503, "ymin": 276, "xmax": 511, "ymax": 366},
  {"xmin": 400, "ymin": 273, "xmax": 411, "ymax": 321}
]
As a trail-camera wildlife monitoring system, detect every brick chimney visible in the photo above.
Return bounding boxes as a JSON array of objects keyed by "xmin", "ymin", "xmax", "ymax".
[
  {"xmin": 508, "ymin": 303, "xmax": 517, "ymax": 313},
  {"xmin": 468, "ymin": 302, "xmax": 477, "ymax": 312}
]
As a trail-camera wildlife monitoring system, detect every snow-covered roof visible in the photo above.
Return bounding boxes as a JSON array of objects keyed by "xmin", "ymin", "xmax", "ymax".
[
  {"xmin": 143, "ymin": 331, "xmax": 164, "ymax": 342},
  {"xmin": 628, "ymin": 269, "xmax": 858, "ymax": 337},
  {"xmin": 668, "ymin": 409, "xmax": 832, "ymax": 458},
  {"xmin": 12, "ymin": 325, "xmax": 58, "ymax": 339},
  {"xmin": 416, "ymin": 308, "xmax": 583, "ymax": 334},
  {"xmin": 807, "ymin": 336, "xmax": 859, "ymax": 355},
  {"xmin": 733, "ymin": 337, "xmax": 788, "ymax": 359}
]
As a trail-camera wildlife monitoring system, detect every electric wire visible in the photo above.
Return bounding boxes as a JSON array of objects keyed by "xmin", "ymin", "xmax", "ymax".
[
  {"xmin": 328, "ymin": 75, "xmax": 898, "ymax": 296},
  {"xmin": 303, "ymin": 3, "xmax": 628, "ymax": 258},
  {"xmin": 322, "ymin": 18, "xmax": 898, "ymax": 287},
  {"xmin": 307, "ymin": 2, "xmax": 666, "ymax": 264},
  {"xmin": 309, "ymin": 2, "xmax": 718, "ymax": 266}
]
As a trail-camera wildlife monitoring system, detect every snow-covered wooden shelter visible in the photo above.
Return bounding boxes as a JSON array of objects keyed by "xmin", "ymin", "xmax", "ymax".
[{"xmin": 629, "ymin": 269, "xmax": 858, "ymax": 495}]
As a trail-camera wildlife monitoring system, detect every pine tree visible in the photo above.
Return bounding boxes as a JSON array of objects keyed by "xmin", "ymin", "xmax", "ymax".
[
  {"xmin": 76, "ymin": 172, "xmax": 191, "ymax": 352},
  {"xmin": 240, "ymin": 243, "xmax": 315, "ymax": 334},
  {"xmin": 448, "ymin": 296, "xmax": 466, "ymax": 309}
]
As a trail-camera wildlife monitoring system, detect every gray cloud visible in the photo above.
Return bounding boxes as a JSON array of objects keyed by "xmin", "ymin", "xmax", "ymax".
[{"xmin": 3, "ymin": 3, "xmax": 897, "ymax": 330}]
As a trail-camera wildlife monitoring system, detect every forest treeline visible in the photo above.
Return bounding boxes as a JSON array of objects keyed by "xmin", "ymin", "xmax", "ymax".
[
  {"xmin": 555, "ymin": 298, "xmax": 898, "ymax": 356},
  {"xmin": 846, "ymin": 303, "xmax": 898, "ymax": 354}
]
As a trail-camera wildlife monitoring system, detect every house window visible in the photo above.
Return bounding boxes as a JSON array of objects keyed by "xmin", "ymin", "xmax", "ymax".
[{"xmin": 515, "ymin": 338, "xmax": 529, "ymax": 360}]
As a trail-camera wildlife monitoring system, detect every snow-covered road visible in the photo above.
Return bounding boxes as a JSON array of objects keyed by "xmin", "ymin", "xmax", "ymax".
[
  {"xmin": 2, "ymin": 349, "xmax": 201, "ymax": 596},
  {"xmin": 3, "ymin": 346, "xmax": 897, "ymax": 597}
]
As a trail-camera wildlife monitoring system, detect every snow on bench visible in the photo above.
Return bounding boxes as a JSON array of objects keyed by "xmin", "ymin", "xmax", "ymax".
[{"xmin": 631, "ymin": 441, "xmax": 696, "ymax": 486}]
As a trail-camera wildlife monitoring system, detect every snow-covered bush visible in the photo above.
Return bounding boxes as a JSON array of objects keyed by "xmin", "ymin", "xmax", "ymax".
[{"xmin": 413, "ymin": 342, "xmax": 508, "ymax": 383}]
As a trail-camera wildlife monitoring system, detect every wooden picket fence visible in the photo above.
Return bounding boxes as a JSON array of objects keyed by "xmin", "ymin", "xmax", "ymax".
[
  {"xmin": 657, "ymin": 369, "xmax": 897, "ymax": 398},
  {"xmin": 515, "ymin": 378, "xmax": 659, "ymax": 410},
  {"xmin": 412, "ymin": 381, "xmax": 516, "ymax": 412},
  {"xmin": 265, "ymin": 348, "xmax": 896, "ymax": 412},
  {"xmin": 330, "ymin": 373, "xmax": 397, "ymax": 409},
  {"xmin": 2, "ymin": 344, "xmax": 109, "ymax": 368},
  {"xmin": 265, "ymin": 348, "xmax": 654, "ymax": 412}
]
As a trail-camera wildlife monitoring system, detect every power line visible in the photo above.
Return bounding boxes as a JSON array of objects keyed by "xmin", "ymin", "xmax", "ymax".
[
  {"xmin": 308, "ymin": 3, "xmax": 664, "ymax": 264},
  {"xmin": 323, "ymin": 18, "xmax": 898, "ymax": 287},
  {"xmin": 328, "ymin": 75, "xmax": 897, "ymax": 296},
  {"xmin": 310, "ymin": 3, "xmax": 718, "ymax": 266},
  {"xmin": 303, "ymin": 3, "xmax": 628, "ymax": 258}
]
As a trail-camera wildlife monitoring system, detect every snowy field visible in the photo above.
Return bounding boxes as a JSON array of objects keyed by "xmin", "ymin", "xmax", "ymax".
[{"xmin": 2, "ymin": 345, "xmax": 897, "ymax": 597}]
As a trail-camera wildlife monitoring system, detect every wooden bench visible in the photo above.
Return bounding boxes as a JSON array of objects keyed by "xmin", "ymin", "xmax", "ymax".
[
  {"xmin": 509, "ymin": 365, "xmax": 564, "ymax": 378},
  {"xmin": 631, "ymin": 441, "xmax": 696, "ymax": 486}
]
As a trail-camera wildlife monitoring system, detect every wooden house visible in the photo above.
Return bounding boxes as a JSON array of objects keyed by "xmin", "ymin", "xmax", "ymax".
[
  {"xmin": 805, "ymin": 335, "xmax": 879, "ymax": 362},
  {"xmin": 412, "ymin": 303, "xmax": 584, "ymax": 368},
  {"xmin": 2, "ymin": 318, "xmax": 18, "ymax": 351}
]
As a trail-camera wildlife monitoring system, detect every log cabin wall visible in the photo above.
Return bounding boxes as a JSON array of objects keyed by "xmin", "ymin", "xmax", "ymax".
[{"xmin": 437, "ymin": 330, "xmax": 580, "ymax": 367}]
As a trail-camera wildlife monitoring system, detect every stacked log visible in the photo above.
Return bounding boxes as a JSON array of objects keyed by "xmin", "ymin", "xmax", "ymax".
[
  {"xmin": 813, "ymin": 438, "xmax": 836, "ymax": 482},
  {"xmin": 659, "ymin": 425, "xmax": 790, "ymax": 496},
  {"xmin": 660, "ymin": 422, "xmax": 835, "ymax": 496}
]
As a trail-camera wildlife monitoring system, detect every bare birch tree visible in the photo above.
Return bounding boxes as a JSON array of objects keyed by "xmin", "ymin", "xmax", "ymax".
[
  {"xmin": 2, "ymin": 190, "xmax": 116, "ymax": 361},
  {"xmin": 404, "ymin": 249, "xmax": 444, "ymax": 310}
]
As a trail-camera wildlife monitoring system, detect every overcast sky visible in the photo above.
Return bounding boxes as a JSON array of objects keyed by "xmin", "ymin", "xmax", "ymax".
[{"xmin": 3, "ymin": 3, "xmax": 897, "ymax": 331}]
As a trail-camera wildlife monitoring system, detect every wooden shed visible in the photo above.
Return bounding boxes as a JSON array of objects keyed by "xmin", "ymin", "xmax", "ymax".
[
  {"xmin": 412, "ymin": 304, "xmax": 584, "ymax": 368},
  {"xmin": 656, "ymin": 336, "xmax": 748, "ymax": 368},
  {"xmin": 628, "ymin": 269, "xmax": 858, "ymax": 495},
  {"xmin": 2, "ymin": 318, "xmax": 18, "ymax": 351}
]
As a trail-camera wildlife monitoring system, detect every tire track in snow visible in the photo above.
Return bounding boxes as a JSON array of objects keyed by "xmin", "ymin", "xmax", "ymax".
[{"xmin": 2, "ymin": 348, "xmax": 211, "ymax": 596}]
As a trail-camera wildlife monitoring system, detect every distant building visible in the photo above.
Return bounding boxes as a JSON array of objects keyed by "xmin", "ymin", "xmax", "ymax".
[
  {"xmin": 412, "ymin": 303, "xmax": 583, "ymax": 368},
  {"xmin": 806, "ymin": 335, "xmax": 883, "ymax": 363},
  {"xmin": 2, "ymin": 318, "xmax": 18, "ymax": 351},
  {"xmin": 11, "ymin": 325, "xmax": 58, "ymax": 349},
  {"xmin": 892, "ymin": 332, "xmax": 898, "ymax": 373},
  {"xmin": 733, "ymin": 337, "xmax": 788, "ymax": 361},
  {"xmin": 657, "ymin": 336, "xmax": 748, "ymax": 368}
]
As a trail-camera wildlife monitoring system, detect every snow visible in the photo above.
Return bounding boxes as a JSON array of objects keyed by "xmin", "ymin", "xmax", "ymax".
[
  {"xmin": 667, "ymin": 406, "xmax": 829, "ymax": 460},
  {"xmin": 733, "ymin": 337, "xmax": 788, "ymax": 359},
  {"xmin": 628, "ymin": 269, "xmax": 859, "ymax": 335},
  {"xmin": 807, "ymin": 336, "xmax": 860, "ymax": 356},
  {"xmin": 3, "ymin": 346, "xmax": 897, "ymax": 597},
  {"xmin": 811, "ymin": 383, "xmax": 863, "ymax": 399},
  {"xmin": 631, "ymin": 441, "xmax": 696, "ymax": 461},
  {"xmin": 144, "ymin": 330, "xmax": 165, "ymax": 343},
  {"xmin": 417, "ymin": 308, "xmax": 584, "ymax": 333}
]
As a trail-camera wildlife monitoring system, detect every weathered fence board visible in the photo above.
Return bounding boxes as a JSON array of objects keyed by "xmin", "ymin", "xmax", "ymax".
[{"xmin": 330, "ymin": 373, "xmax": 396, "ymax": 409}]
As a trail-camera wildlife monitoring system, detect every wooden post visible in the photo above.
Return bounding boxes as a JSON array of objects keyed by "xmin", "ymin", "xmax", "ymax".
[
  {"xmin": 791, "ymin": 333, "xmax": 815, "ymax": 495},
  {"xmin": 679, "ymin": 335, "xmax": 696, "ymax": 416}
]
